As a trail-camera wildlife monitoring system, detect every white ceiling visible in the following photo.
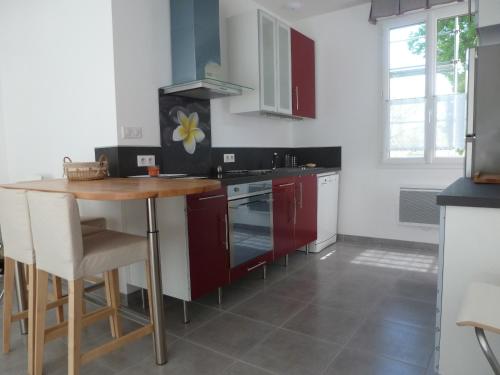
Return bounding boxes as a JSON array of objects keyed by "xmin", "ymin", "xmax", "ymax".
[{"xmin": 253, "ymin": 0, "xmax": 371, "ymax": 22}]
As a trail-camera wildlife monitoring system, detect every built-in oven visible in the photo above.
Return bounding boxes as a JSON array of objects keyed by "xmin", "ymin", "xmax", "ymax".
[{"xmin": 227, "ymin": 180, "xmax": 273, "ymax": 276}]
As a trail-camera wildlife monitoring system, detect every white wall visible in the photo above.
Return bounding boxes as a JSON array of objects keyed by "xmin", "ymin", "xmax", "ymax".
[
  {"xmin": 478, "ymin": 0, "xmax": 500, "ymax": 27},
  {"xmin": 112, "ymin": 0, "xmax": 171, "ymax": 147},
  {"xmin": 0, "ymin": 76, "xmax": 8, "ymax": 184},
  {"xmin": 0, "ymin": 0, "xmax": 118, "ymax": 183},
  {"xmin": 293, "ymin": 4, "xmax": 463, "ymax": 244}
]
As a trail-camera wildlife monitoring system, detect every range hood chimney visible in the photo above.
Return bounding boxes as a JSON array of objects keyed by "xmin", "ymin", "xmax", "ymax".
[{"xmin": 161, "ymin": 0, "xmax": 251, "ymax": 99}]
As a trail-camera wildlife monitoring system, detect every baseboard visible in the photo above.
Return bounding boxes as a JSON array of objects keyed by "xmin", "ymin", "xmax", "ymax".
[{"xmin": 338, "ymin": 234, "xmax": 438, "ymax": 252}]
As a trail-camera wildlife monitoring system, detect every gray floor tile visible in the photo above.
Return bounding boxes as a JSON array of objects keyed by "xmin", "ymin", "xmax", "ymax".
[
  {"xmin": 117, "ymin": 339, "xmax": 234, "ymax": 375},
  {"xmin": 231, "ymin": 291, "xmax": 305, "ymax": 326},
  {"xmin": 324, "ymin": 348, "xmax": 425, "ymax": 375},
  {"xmin": 388, "ymin": 278, "xmax": 437, "ymax": 303},
  {"xmin": 186, "ymin": 312, "xmax": 272, "ymax": 358},
  {"xmin": 243, "ymin": 329, "xmax": 341, "ymax": 375},
  {"xmin": 195, "ymin": 284, "xmax": 259, "ymax": 311},
  {"xmin": 265, "ymin": 275, "xmax": 320, "ymax": 303},
  {"xmin": 372, "ymin": 296, "xmax": 436, "ymax": 328},
  {"xmin": 223, "ymin": 361, "xmax": 276, "ymax": 375},
  {"xmin": 311, "ymin": 278, "xmax": 383, "ymax": 313},
  {"xmin": 402, "ymin": 269, "xmax": 439, "ymax": 285},
  {"xmin": 290, "ymin": 261, "xmax": 346, "ymax": 285},
  {"xmin": 347, "ymin": 318, "xmax": 434, "ymax": 368},
  {"xmin": 283, "ymin": 304, "xmax": 365, "ymax": 345},
  {"xmin": 165, "ymin": 301, "xmax": 221, "ymax": 336},
  {"xmin": 95, "ymin": 334, "xmax": 177, "ymax": 372},
  {"xmin": 0, "ymin": 239, "xmax": 440, "ymax": 375}
]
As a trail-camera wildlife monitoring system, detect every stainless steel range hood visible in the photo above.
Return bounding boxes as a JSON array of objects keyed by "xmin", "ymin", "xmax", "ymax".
[
  {"xmin": 161, "ymin": 0, "xmax": 252, "ymax": 99},
  {"xmin": 161, "ymin": 79, "xmax": 251, "ymax": 100}
]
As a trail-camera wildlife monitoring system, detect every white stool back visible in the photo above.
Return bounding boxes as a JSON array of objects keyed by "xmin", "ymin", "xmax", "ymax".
[
  {"xmin": 0, "ymin": 188, "xmax": 35, "ymax": 265},
  {"xmin": 27, "ymin": 191, "xmax": 84, "ymax": 281}
]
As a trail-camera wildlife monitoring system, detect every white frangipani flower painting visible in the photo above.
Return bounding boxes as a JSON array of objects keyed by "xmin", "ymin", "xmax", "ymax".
[{"xmin": 172, "ymin": 110, "xmax": 205, "ymax": 155}]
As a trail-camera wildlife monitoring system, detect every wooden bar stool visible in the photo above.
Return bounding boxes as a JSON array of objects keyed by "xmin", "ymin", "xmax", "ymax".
[
  {"xmin": 28, "ymin": 191, "xmax": 154, "ymax": 375},
  {"xmin": 0, "ymin": 188, "xmax": 41, "ymax": 374},
  {"xmin": 457, "ymin": 282, "xmax": 500, "ymax": 375},
  {"xmin": 0, "ymin": 188, "xmax": 109, "ymax": 374}
]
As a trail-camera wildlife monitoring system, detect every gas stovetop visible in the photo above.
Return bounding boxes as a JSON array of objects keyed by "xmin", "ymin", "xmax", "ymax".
[{"xmin": 224, "ymin": 169, "xmax": 274, "ymax": 176}]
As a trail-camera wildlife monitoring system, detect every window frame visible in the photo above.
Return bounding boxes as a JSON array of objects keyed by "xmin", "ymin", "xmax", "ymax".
[{"xmin": 380, "ymin": 3, "xmax": 472, "ymax": 167}]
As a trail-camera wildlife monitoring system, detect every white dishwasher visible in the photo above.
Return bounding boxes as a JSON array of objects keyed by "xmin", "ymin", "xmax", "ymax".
[{"xmin": 312, "ymin": 172, "xmax": 339, "ymax": 253}]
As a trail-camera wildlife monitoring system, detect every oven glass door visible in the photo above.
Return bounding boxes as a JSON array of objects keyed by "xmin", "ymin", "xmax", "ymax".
[{"xmin": 228, "ymin": 193, "xmax": 273, "ymax": 268}]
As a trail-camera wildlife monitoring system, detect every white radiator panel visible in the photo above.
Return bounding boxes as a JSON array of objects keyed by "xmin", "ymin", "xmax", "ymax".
[{"xmin": 399, "ymin": 188, "xmax": 442, "ymax": 226}]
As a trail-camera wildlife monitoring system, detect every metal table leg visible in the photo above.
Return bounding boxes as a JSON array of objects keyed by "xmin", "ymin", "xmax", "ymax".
[
  {"xmin": 476, "ymin": 327, "xmax": 500, "ymax": 375},
  {"xmin": 182, "ymin": 301, "xmax": 190, "ymax": 324},
  {"xmin": 14, "ymin": 261, "xmax": 28, "ymax": 334},
  {"xmin": 146, "ymin": 197, "xmax": 167, "ymax": 365}
]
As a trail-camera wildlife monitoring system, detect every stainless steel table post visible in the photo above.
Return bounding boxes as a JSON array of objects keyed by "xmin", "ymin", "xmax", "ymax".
[
  {"xmin": 14, "ymin": 261, "xmax": 28, "ymax": 334},
  {"xmin": 146, "ymin": 197, "xmax": 167, "ymax": 365}
]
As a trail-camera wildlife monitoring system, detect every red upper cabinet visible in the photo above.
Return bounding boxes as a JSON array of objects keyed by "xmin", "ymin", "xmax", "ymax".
[
  {"xmin": 294, "ymin": 175, "xmax": 318, "ymax": 249},
  {"xmin": 291, "ymin": 29, "xmax": 316, "ymax": 119},
  {"xmin": 186, "ymin": 188, "xmax": 230, "ymax": 300}
]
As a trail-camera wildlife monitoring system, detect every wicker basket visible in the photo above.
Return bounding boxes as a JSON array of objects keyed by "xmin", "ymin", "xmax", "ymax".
[{"xmin": 63, "ymin": 155, "xmax": 108, "ymax": 181}]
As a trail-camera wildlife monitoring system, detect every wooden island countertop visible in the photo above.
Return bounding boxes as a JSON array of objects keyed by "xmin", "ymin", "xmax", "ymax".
[{"xmin": 0, "ymin": 178, "xmax": 221, "ymax": 201}]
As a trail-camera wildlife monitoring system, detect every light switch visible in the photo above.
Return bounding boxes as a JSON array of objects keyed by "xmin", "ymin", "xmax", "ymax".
[{"xmin": 122, "ymin": 126, "xmax": 143, "ymax": 139}]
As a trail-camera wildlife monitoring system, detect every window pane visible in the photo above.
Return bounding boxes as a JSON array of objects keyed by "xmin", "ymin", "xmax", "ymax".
[
  {"xmin": 390, "ymin": 72, "xmax": 426, "ymax": 99},
  {"xmin": 434, "ymin": 14, "xmax": 477, "ymax": 158},
  {"xmin": 389, "ymin": 24, "xmax": 426, "ymax": 100},
  {"xmin": 389, "ymin": 99, "xmax": 426, "ymax": 158},
  {"xmin": 435, "ymin": 94, "xmax": 466, "ymax": 158},
  {"xmin": 436, "ymin": 62, "xmax": 467, "ymax": 95}
]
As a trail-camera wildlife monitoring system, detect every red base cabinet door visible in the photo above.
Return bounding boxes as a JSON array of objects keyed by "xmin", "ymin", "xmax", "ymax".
[
  {"xmin": 186, "ymin": 188, "xmax": 230, "ymax": 300},
  {"xmin": 291, "ymin": 28, "xmax": 316, "ymax": 119},
  {"xmin": 272, "ymin": 177, "xmax": 296, "ymax": 260},
  {"xmin": 294, "ymin": 175, "xmax": 318, "ymax": 249}
]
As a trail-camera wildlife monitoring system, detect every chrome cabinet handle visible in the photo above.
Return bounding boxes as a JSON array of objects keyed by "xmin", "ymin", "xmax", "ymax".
[
  {"xmin": 198, "ymin": 194, "xmax": 225, "ymax": 201},
  {"xmin": 296, "ymin": 87, "xmax": 299, "ymax": 111},
  {"xmin": 247, "ymin": 261, "xmax": 266, "ymax": 272},
  {"xmin": 224, "ymin": 213, "xmax": 229, "ymax": 251},
  {"xmin": 294, "ymin": 195, "xmax": 297, "ymax": 225},
  {"xmin": 278, "ymin": 182, "xmax": 295, "ymax": 188},
  {"xmin": 299, "ymin": 182, "xmax": 303, "ymax": 209}
]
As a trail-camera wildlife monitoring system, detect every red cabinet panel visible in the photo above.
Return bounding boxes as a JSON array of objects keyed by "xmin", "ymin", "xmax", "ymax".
[
  {"xmin": 294, "ymin": 175, "xmax": 318, "ymax": 249},
  {"xmin": 186, "ymin": 188, "xmax": 230, "ymax": 300},
  {"xmin": 272, "ymin": 177, "xmax": 296, "ymax": 260},
  {"xmin": 291, "ymin": 29, "xmax": 316, "ymax": 119}
]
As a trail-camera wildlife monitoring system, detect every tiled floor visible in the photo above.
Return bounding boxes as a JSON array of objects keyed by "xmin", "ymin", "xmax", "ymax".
[{"xmin": 0, "ymin": 240, "xmax": 439, "ymax": 374}]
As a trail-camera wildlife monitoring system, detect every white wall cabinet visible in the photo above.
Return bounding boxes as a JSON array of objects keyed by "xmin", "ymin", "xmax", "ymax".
[{"xmin": 228, "ymin": 10, "xmax": 292, "ymax": 116}]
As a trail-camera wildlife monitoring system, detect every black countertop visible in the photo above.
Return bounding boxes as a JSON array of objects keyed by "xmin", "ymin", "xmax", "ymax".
[
  {"xmin": 437, "ymin": 177, "xmax": 500, "ymax": 208},
  {"xmin": 213, "ymin": 167, "xmax": 341, "ymax": 186}
]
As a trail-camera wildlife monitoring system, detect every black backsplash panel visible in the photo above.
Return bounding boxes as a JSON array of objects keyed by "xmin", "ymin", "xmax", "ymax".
[
  {"xmin": 159, "ymin": 94, "xmax": 212, "ymax": 175},
  {"xmin": 95, "ymin": 146, "xmax": 162, "ymax": 177},
  {"xmin": 96, "ymin": 146, "xmax": 342, "ymax": 177},
  {"xmin": 211, "ymin": 146, "xmax": 341, "ymax": 173},
  {"xmin": 294, "ymin": 147, "xmax": 341, "ymax": 168},
  {"xmin": 211, "ymin": 148, "xmax": 290, "ymax": 172}
]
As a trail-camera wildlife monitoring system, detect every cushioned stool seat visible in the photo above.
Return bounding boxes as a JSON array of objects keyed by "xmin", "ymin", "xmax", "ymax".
[{"xmin": 80, "ymin": 230, "xmax": 147, "ymax": 278}]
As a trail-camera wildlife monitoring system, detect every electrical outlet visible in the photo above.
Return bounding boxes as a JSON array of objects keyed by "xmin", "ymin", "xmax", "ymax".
[
  {"xmin": 223, "ymin": 154, "xmax": 235, "ymax": 163},
  {"xmin": 122, "ymin": 126, "xmax": 143, "ymax": 139},
  {"xmin": 137, "ymin": 155, "xmax": 156, "ymax": 167}
]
